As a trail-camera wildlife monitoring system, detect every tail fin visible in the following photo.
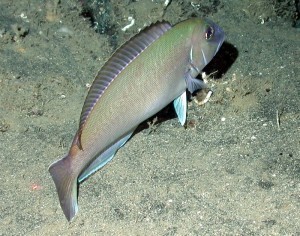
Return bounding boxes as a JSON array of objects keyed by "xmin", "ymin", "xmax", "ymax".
[{"xmin": 49, "ymin": 156, "xmax": 78, "ymax": 221}]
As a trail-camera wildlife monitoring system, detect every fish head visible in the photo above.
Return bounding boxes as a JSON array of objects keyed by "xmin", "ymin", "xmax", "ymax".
[{"xmin": 190, "ymin": 18, "xmax": 225, "ymax": 71}]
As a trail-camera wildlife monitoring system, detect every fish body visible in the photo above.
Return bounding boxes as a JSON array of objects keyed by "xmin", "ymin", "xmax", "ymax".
[{"xmin": 49, "ymin": 18, "xmax": 224, "ymax": 221}]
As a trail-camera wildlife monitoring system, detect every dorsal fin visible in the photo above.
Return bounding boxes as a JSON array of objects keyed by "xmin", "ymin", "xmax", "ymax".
[{"xmin": 77, "ymin": 21, "xmax": 172, "ymax": 149}]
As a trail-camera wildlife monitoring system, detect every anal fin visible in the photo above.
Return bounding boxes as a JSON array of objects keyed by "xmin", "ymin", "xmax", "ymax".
[{"xmin": 78, "ymin": 130, "xmax": 135, "ymax": 182}]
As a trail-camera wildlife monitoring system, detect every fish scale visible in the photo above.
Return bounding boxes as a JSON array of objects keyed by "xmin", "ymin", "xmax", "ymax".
[{"xmin": 49, "ymin": 18, "xmax": 225, "ymax": 221}]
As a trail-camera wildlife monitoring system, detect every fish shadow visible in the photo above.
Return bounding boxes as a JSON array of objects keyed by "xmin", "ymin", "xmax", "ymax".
[
  {"xmin": 203, "ymin": 41, "xmax": 238, "ymax": 79},
  {"xmin": 133, "ymin": 104, "xmax": 177, "ymax": 135}
]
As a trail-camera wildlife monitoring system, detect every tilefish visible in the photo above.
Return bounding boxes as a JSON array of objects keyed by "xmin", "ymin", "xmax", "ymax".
[{"xmin": 49, "ymin": 18, "xmax": 225, "ymax": 221}]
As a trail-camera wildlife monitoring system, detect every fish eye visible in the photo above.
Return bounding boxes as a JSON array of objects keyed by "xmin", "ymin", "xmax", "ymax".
[{"xmin": 205, "ymin": 25, "xmax": 214, "ymax": 40}]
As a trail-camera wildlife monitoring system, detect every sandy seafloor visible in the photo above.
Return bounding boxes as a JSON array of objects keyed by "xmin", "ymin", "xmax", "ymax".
[{"xmin": 0, "ymin": 0, "xmax": 299, "ymax": 235}]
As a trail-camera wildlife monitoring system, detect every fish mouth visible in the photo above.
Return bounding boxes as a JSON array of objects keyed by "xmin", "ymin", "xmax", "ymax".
[
  {"xmin": 205, "ymin": 18, "xmax": 225, "ymax": 56},
  {"xmin": 214, "ymin": 39, "xmax": 224, "ymax": 56},
  {"xmin": 214, "ymin": 26, "xmax": 225, "ymax": 56}
]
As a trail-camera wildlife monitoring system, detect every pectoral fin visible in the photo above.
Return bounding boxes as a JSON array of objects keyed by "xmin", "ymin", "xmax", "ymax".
[
  {"xmin": 173, "ymin": 91, "xmax": 187, "ymax": 126},
  {"xmin": 185, "ymin": 72, "xmax": 206, "ymax": 94}
]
